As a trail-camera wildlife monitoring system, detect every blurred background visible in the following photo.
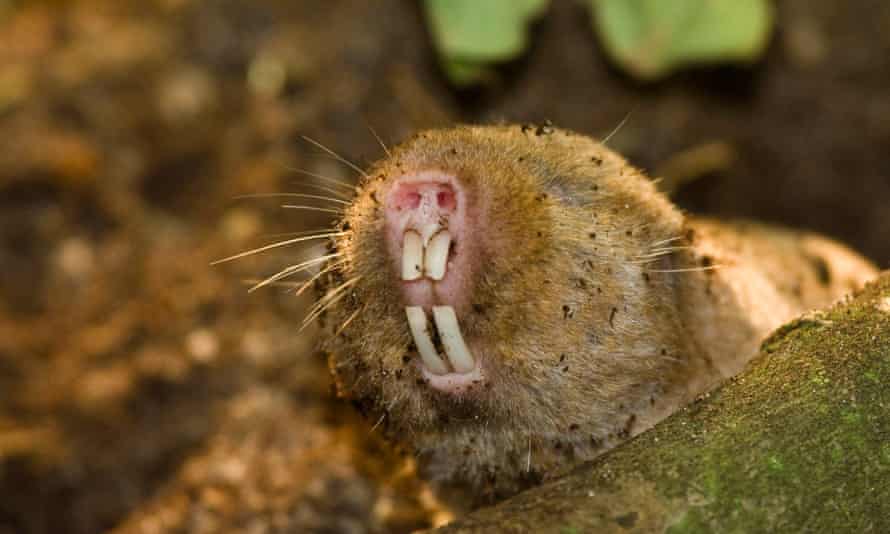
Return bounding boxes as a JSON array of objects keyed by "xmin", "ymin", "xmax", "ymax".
[{"xmin": 0, "ymin": 1, "xmax": 888, "ymax": 533}]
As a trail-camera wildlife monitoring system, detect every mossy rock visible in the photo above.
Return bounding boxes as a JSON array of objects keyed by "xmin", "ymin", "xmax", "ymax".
[{"xmin": 440, "ymin": 273, "xmax": 890, "ymax": 533}]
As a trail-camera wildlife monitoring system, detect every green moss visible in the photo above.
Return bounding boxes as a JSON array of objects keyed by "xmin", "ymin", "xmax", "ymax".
[
  {"xmin": 766, "ymin": 455, "xmax": 783, "ymax": 471},
  {"xmin": 759, "ymin": 316, "xmax": 829, "ymax": 353},
  {"xmin": 841, "ymin": 410, "xmax": 862, "ymax": 425},
  {"xmin": 665, "ymin": 511, "xmax": 697, "ymax": 534},
  {"xmin": 811, "ymin": 373, "xmax": 830, "ymax": 386},
  {"xmin": 829, "ymin": 442, "xmax": 844, "ymax": 463}
]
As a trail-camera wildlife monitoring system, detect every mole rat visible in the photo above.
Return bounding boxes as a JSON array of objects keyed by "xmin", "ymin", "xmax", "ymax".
[{"xmin": 316, "ymin": 124, "xmax": 877, "ymax": 507}]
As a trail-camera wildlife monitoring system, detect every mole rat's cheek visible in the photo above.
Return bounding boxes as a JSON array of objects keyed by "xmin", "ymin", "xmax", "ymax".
[{"xmin": 383, "ymin": 171, "xmax": 484, "ymax": 393}]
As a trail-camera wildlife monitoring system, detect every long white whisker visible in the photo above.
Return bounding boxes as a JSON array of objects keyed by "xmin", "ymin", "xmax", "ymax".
[
  {"xmin": 211, "ymin": 231, "xmax": 346, "ymax": 265},
  {"xmin": 285, "ymin": 166, "xmax": 355, "ymax": 191},
  {"xmin": 634, "ymin": 246, "xmax": 693, "ymax": 260},
  {"xmin": 305, "ymin": 276, "xmax": 358, "ymax": 318},
  {"xmin": 258, "ymin": 229, "xmax": 340, "ymax": 240},
  {"xmin": 248, "ymin": 253, "xmax": 341, "ymax": 293},
  {"xmin": 649, "ymin": 245, "xmax": 693, "ymax": 252},
  {"xmin": 646, "ymin": 265, "xmax": 724, "ymax": 273},
  {"xmin": 300, "ymin": 278, "xmax": 358, "ymax": 331},
  {"xmin": 241, "ymin": 280, "xmax": 305, "ymax": 289},
  {"xmin": 370, "ymin": 413, "xmax": 386, "ymax": 433},
  {"xmin": 295, "ymin": 260, "xmax": 346, "ymax": 296},
  {"xmin": 233, "ymin": 193, "xmax": 350, "ymax": 205},
  {"xmin": 601, "ymin": 109, "xmax": 635, "ymax": 146},
  {"xmin": 302, "ymin": 135, "xmax": 368, "ymax": 178},
  {"xmin": 335, "ymin": 306, "xmax": 363, "ymax": 336},
  {"xmin": 650, "ymin": 236, "xmax": 684, "ymax": 247},
  {"xmin": 280, "ymin": 204, "xmax": 343, "ymax": 214},
  {"xmin": 366, "ymin": 123, "xmax": 392, "ymax": 158},
  {"xmin": 300, "ymin": 276, "xmax": 362, "ymax": 332},
  {"xmin": 289, "ymin": 181, "xmax": 352, "ymax": 200}
]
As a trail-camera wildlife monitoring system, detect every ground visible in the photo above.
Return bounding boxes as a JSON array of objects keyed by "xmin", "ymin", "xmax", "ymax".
[{"xmin": 0, "ymin": 1, "xmax": 888, "ymax": 533}]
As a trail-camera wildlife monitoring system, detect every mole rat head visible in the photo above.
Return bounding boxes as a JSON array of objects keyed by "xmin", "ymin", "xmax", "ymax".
[{"xmin": 321, "ymin": 124, "xmax": 686, "ymax": 501}]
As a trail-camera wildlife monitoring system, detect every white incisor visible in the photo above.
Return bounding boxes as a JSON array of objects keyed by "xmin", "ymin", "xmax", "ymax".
[
  {"xmin": 424, "ymin": 231, "xmax": 451, "ymax": 281},
  {"xmin": 402, "ymin": 231, "xmax": 424, "ymax": 281},
  {"xmin": 404, "ymin": 306, "xmax": 476, "ymax": 376},
  {"xmin": 401, "ymin": 228, "xmax": 450, "ymax": 281},
  {"xmin": 432, "ymin": 305, "xmax": 475, "ymax": 373},
  {"xmin": 405, "ymin": 306, "xmax": 450, "ymax": 375}
]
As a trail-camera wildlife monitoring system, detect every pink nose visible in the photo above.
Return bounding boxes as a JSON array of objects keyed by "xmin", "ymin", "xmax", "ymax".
[
  {"xmin": 383, "ymin": 171, "xmax": 473, "ymax": 311},
  {"xmin": 389, "ymin": 182, "xmax": 457, "ymax": 215}
]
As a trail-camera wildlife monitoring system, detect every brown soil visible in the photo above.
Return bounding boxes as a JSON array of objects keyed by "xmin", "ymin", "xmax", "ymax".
[{"xmin": 0, "ymin": 1, "xmax": 887, "ymax": 533}]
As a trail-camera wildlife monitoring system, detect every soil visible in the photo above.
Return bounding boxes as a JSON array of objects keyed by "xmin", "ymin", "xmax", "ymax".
[{"xmin": 0, "ymin": 0, "xmax": 887, "ymax": 533}]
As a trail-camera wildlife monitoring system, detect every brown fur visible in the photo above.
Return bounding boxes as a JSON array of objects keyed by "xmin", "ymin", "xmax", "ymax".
[{"xmin": 319, "ymin": 125, "xmax": 877, "ymax": 508}]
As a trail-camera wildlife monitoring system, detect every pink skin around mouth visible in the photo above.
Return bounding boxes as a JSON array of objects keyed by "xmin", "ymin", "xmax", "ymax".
[
  {"xmin": 384, "ymin": 170, "xmax": 484, "ymax": 393},
  {"xmin": 420, "ymin": 363, "xmax": 485, "ymax": 393}
]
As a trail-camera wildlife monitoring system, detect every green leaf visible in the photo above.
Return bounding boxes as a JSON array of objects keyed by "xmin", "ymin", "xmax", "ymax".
[
  {"xmin": 589, "ymin": 0, "xmax": 775, "ymax": 81},
  {"xmin": 423, "ymin": 0, "xmax": 549, "ymax": 86},
  {"xmin": 441, "ymin": 60, "xmax": 493, "ymax": 87}
]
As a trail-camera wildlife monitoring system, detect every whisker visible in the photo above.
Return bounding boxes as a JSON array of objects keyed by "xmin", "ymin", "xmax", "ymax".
[
  {"xmin": 233, "ymin": 193, "xmax": 350, "ymax": 205},
  {"xmin": 289, "ymin": 181, "xmax": 353, "ymax": 200},
  {"xmin": 649, "ymin": 236, "xmax": 684, "ymax": 248},
  {"xmin": 651, "ymin": 247, "xmax": 693, "ymax": 255},
  {"xmin": 280, "ymin": 204, "xmax": 343, "ymax": 214},
  {"xmin": 526, "ymin": 432, "xmax": 532, "ymax": 473},
  {"xmin": 300, "ymin": 276, "xmax": 362, "ymax": 332},
  {"xmin": 285, "ymin": 166, "xmax": 355, "ymax": 191},
  {"xmin": 248, "ymin": 253, "xmax": 341, "ymax": 293},
  {"xmin": 366, "ymin": 123, "xmax": 392, "ymax": 158},
  {"xmin": 370, "ymin": 413, "xmax": 386, "ymax": 433},
  {"xmin": 302, "ymin": 135, "xmax": 368, "ymax": 178},
  {"xmin": 335, "ymin": 305, "xmax": 364, "ymax": 336},
  {"xmin": 601, "ymin": 108, "xmax": 636, "ymax": 146},
  {"xmin": 305, "ymin": 275, "xmax": 359, "ymax": 316},
  {"xmin": 634, "ymin": 246, "xmax": 693, "ymax": 259},
  {"xmin": 240, "ymin": 280, "xmax": 305, "ymax": 289},
  {"xmin": 646, "ymin": 265, "xmax": 724, "ymax": 273},
  {"xmin": 649, "ymin": 245, "xmax": 693, "ymax": 252},
  {"xmin": 211, "ymin": 231, "xmax": 346, "ymax": 265},
  {"xmin": 295, "ymin": 259, "xmax": 346, "ymax": 296},
  {"xmin": 305, "ymin": 283, "xmax": 357, "ymax": 329},
  {"xmin": 258, "ymin": 228, "xmax": 340, "ymax": 240}
]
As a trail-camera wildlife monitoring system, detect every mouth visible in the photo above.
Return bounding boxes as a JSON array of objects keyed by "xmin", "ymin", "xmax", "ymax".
[{"xmin": 385, "ymin": 170, "xmax": 484, "ymax": 394}]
